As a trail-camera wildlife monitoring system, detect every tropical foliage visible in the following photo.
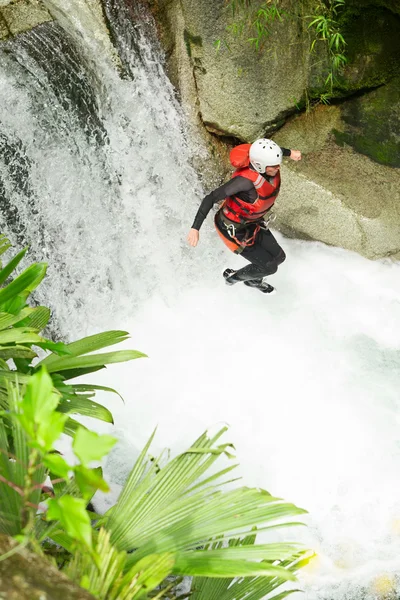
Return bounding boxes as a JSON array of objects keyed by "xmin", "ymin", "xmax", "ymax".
[
  {"xmin": 1, "ymin": 372, "xmax": 312, "ymax": 598},
  {"xmin": 308, "ymin": 0, "xmax": 347, "ymax": 95},
  {"xmin": 0, "ymin": 235, "xmax": 313, "ymax": 598},
  {"xmin": 0, "ymin": 233, "xmax": 145, "ymax": 436}
]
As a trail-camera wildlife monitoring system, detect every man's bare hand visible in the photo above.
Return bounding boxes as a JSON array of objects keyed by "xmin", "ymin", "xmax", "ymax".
[
  {"xmin": 187, "ymin": 228, "xmax": 200, "ymax": 247},
  {"xmin": 290, "ymin": 150, "xmax": 302, "ymax": 161}
]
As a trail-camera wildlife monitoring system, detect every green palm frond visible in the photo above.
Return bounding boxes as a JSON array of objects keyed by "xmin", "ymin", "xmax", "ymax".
[
  {"xmin": 40, "ymin": 349, "xmax": 145, "ymax": 374},
  {"xmin": 35, "ymin": 330, "xmax": 146, "ymax": 417},
  {"xmin": 0, "ymin": 263, "xmax": 47, "ymax": 309},
  {"xmin": 65, "ymin": 528, "xmax": 174, "ymax": 600},
  {"xmin": 104, "ymin": 428, "xmax": 308, "ymax": 581},
  {"xmin": 58, "ymin": 396, "xmax": 114, "ymax": 423},
  {"xmin": 189, "ymin": 541, "xmax": 314, "ymax": 600},
  {"xmin": 19, "ymin": 306, "xmax": 51, "ymax": 330},
  {"xmin": 0, "ymin": 234, "xmax": 12, "ymax": 258},
  {"xmin": 40, "ymin": 331, "xmax": 132, "ymax": 364},
  {"xmin": 0, "ymin": 308, "xmax": 37, "ymax": 330},
  {"xmin": 0, "ymin": 235, "xmax": 144, "ymax": 428},
  {"xmin": 0, "ymin": 247, "xmax": 28, "ymax": 286}
]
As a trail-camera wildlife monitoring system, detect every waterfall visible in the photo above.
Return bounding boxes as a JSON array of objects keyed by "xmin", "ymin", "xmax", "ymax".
[
  {"xmin": 0, "ymin": 0, "xmax": 209, "ymax": 332},
  {"xmin": 1, "ymin": 2, "xmax": 400, "ymax": 599}
]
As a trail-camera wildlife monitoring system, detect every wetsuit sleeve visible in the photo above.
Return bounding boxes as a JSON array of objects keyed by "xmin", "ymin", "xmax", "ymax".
[
  {"xmin": 282, "ymin": 147, "xmax": 291, "ymax": 157},
  {"xmin": 191, "ymin": 177, "xmax": 254, "ymax": 231}
]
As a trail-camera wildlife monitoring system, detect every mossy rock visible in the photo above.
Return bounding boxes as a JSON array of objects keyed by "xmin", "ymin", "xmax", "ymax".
[
  {"xmin": 0, "ymin": 0, "xmax": 52, "ymax": 36},
  {"xmin": 0, "ymin": 12, "xmax": 9, "ymax": 38},
  {"xmin": 334, "ymin": 77, "xmax": 400, "ymax": 167},
  {"xmin": 0, "ymin": 534, "xmax": 95, "ymax": 599}
]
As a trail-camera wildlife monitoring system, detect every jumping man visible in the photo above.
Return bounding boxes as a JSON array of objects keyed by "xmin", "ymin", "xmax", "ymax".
[{"xmin": 187, "ymin": 139, "xmax": 302, "ymax": 293}]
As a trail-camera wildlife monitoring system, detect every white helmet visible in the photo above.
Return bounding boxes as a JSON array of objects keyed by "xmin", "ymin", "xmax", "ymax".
[{"xmin": 249, "ymin": 138, "xmax": 282, "ymax": 173}]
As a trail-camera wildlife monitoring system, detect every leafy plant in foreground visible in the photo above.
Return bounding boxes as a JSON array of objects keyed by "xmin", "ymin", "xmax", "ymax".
[
  {"xmin": 0, "ymin": 234, "xmax": 145, "ymax": 433},
  {"xmin": 1, "ymin": 362, "xmax": 313, "ymax": 599},
  {"xmin": 66, "ymin": 427, "xmax": 312, "ymax": 597}
]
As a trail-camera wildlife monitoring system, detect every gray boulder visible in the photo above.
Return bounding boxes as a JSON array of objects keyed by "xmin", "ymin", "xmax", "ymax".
[
  {"xmin": 0, "ymin": 534, "xmax": 96, "ymax": 600},
  {"xmin": 274, "ymin": 106, "xmax": 400, "ymax": 259}
]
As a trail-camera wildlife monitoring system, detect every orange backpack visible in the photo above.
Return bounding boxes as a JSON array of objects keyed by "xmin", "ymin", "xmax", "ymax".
[{"xmin": 229, "ymin": 143, "xmax": 251, "ymax": 168}]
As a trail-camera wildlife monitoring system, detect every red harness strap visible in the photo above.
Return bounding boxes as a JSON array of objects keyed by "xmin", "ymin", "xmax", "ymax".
[{"xmin": 214, "ymin": 214, "xmax": 260, "ymax": 255}]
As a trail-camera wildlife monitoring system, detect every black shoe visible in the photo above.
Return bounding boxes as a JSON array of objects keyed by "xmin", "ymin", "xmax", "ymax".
[
  {"xmin": 244, "ymin": 279, "xmax": 275, "ymax": 294},
  {"xmin": 223, "ymin": 268, "xmax": 240, "ymax": 286}
]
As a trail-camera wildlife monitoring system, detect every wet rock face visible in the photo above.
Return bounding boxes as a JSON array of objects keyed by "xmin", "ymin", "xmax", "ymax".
[
  {"xmin": 151, "ymin": 0, "xmax": 313, "ymax": 141},
  {"xmin": 152, "ymin": 0, "xmax": 400, "ymax": 141},
  {"xmin": 0, "ymin": 534, "xmax": 96, "ymax": 600}
]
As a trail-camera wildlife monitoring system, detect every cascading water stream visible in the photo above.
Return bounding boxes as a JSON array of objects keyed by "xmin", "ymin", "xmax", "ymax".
[
  {"xmin": 1, "ymin": 2, "xmax": 400, "ymax": 599},
  {"xmin": 0, "ymin": 0, "xmax": 211, "ymax": 330}
]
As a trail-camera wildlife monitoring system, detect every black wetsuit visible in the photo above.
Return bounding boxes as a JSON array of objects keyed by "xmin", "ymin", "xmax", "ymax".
[{"xmin": 192, "ymin": 148, "xmax": 290, "ymax": 283}]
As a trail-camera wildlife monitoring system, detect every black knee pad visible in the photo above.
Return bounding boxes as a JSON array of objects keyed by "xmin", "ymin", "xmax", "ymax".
[
  {"xmin": 276, "ymin": 249, "xmax": 286, "ymax": 266},
  {"xmin": 265, "ymin": 262, "xmax": 278, "ymax": 276}
]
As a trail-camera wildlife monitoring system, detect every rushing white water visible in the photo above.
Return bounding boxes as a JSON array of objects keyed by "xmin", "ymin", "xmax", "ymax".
[{"xmin": 1, "ymin": 2, "xmax": 400, "ymax": 599}]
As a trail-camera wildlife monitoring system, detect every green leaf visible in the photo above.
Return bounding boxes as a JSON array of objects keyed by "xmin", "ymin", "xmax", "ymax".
[
  {"xmin": 73, "ymin": 428, "xmax": 117, "ymax": 466},
  {"xmin": 190, "ymin": 551, "xmax": 313, "ymax": 600},
  {"xmin": 103, "ymin": 427, "xmax": 309, "ymax": 587},
  {"xmin": 0, "ymin": 263, "xmax": 47, "ymax": 306},
  {"xmin": 121, "ymin": 552, "xmax": 175, "ymax": 598},
  {"xmin": 36, "ymin": 341, "xmax": 71, "ymax": 356},
  {"xmin": 13, "ymin": 358, "xmax": 33, "ymax": 374},
  {"xmin": 74, "ymin": 464, "xmax": 110, "ymax": 497},
  {"xmin": 0, "ymin": 234, "xmax": 12, "ymax": 257},
  {"xmin": 64, "ymin": 528, "xmax": 174, "ymax": 600},
  {"xmin": 43, "ymin": 350, "xmax": 146, "ymax": 373},
  {"xmin": 0, "ymin": 247, "xmax": 28, "ymax": 286},
  {"xmin": 172, "ymin": 556, "xmax": 296, "ymax": 579},
  {"xmin": 20, "ymin": 368, "xmax": 59, "ymax": 424},
  {"xmin": 21, "ymin": 306, "xmax": 51, "ymax": 331},
  {"xmin": 0, "ymin": 328, "xmax": 43, "ymax": 345},
  {"xmin": 40, "ymin": 330, "xmax": 132, "ymax": 367},
  {"xmin": 0, "ymin": 346, "xmax": 37, "ymax": 360},
  {"xmin": 63, "ymin": 417, "xmax": 87, "ymax": 437},
  {"xmin": 55, "ymin": 366, "xmax": 105, "ymax": 382},
  {"xmin": 47, "ymin": 495, "xmax": 92, "ymax": 549},
  {"xmin": 15, "ymin": 368, "xmax": 68, "ymax": 450},
  {"xmin": 0, "ymin": 294, "xmax": 28, "ymax": 316},
  {"xmin": 43, "ymin": 454, "xmax": 72, "ymax": 480},
  {"xmin": 46, "ymin": 528, "xmax": 76, "ymax": 554},
  {"xmin": 173, "ymin": 544, "xmax": 301, "ymax": 578},
  {"xmin": 71, "ymin": 383, "xmax": 124, "ymax": 402},
  {"xmin": 0, "ymin": 369, "xmax": 30, "ymax": 384},
  {"xmin": 36, "ymin": 411, "xmax": 69, "ymax": 451},
  {"xmin": 58, "ymin": 396, "xmax": 114, "ymax": 423},
  {"xmin": 0, "ymin": 384, "xmax": 46, "ymax": 536}
]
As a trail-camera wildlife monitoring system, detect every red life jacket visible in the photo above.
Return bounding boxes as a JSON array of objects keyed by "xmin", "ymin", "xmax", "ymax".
[{"xmin": 221, "ymin": 167, "xmax": 281, "ymax": 225}]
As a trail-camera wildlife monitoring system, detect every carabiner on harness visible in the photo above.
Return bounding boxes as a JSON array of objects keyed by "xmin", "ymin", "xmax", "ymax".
[
  {"xmin": 226, "ymin": 223, "xmax": 237, "ymax": 239},
  {"xmin": 261, "ymin": 211, "xmax": 276, "ymax": 230},
  {"xmin": 227, "ymin": 223, "xmax": 260, "ymax": 249}
]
